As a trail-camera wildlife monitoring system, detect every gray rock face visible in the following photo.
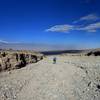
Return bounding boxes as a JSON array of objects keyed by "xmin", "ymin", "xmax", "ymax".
[{"xmin": 0, "ymin": 50, "xmax": 43, "ymax": 72}]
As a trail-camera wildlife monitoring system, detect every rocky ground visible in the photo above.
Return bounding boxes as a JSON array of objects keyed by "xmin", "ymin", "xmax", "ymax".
[
  {"xmin": 0, "ymin": 50, "xmax": 43, "ymax": 71},
  {"xmin": 0, "ymin": 55, "xmax": 100, "ymax": 100}
]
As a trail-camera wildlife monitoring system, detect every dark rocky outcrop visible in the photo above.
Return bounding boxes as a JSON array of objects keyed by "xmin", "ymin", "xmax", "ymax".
[
  {"xmin": 0, "ymin": 50, "xmax": 43, "ymax": 72},
  {"xmin": 86, "ymin": 49, "xmax": 100, "ymax": 56}
]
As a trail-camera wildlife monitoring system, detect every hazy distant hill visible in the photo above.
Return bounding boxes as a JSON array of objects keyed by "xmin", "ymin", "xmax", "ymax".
[
  {"xmin": 0, "ymin": 42, "xmax": 99, "ymax": 54},
  {"xmin": 41, "ymin": 50, "xmax": 83, "ymax": 55},
  {"xmin": 85, "ymin": 48, "xmax": 100, "ymax": 56},
  {"xmin": 0, "ymin": 42, "xmax": 82, "ymax": 51},
  {"xmin": 0, "ymin": 42, "xmax": 57, "ymax": 51}
]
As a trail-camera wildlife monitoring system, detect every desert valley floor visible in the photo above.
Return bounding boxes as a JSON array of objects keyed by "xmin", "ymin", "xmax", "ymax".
[{"xmin": 0, "ymin": 55, "xmax": 100, "ymax": 100}]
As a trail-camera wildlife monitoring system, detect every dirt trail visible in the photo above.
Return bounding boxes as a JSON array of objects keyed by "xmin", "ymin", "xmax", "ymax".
[
  {"xmin": 0, "ymin": 55, "xmax": 100, "ymax": 100},
  {"xmin": 17, "ymin": 56, "xmax": 76, "ymax": 100}
]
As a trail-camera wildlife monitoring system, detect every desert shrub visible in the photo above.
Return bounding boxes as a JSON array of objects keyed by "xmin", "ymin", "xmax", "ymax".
[
  {"xmin": 20, "ymin": 54, "xmax": 26, "ymax": 66},
  {"xmin": 87, "ymin": 52, "xmax": 92, "ymax": 56},
  {"xmin": 31, "ymin": 55, "xmax": 37, "ymax": 63},
  {"xmin": 2, "ymin": 52, "xmax": 6, "ymax": 57},
  {"xmin": 94, "ymin": 51, "xmax": 100, "ymax": 56}
]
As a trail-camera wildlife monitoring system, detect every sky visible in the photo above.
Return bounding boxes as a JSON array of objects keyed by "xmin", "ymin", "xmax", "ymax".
[{"xmin": 0, "ymin": 0, "xmax": 100, "ymax": 49}]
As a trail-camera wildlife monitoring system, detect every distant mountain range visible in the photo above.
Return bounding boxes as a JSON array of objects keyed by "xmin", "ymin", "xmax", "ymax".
[
  {"xmin": 0, "ymin": 42, "xmax": 79, "ymax": 51},
  {"xmin": 0, "ymin": 42, "xmax": 48, "ymax": 51},
  {"xmin": 0, "ymin": 41, "xmax": 99, "ymax": 52}
]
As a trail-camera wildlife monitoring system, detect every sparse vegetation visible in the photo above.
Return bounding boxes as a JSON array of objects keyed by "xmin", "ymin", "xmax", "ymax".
[{"xmin": 86, "ymin": 49, "xmax": 100, "ymax": 56}]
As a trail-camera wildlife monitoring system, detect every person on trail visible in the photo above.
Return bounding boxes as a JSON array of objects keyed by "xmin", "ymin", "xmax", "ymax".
[{"xmin": 53, "ymin": 57, "xmax": 56, "ymax": 64}]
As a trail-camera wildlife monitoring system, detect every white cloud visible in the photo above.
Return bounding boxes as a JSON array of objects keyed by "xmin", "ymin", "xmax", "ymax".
[
  {"xmin": 0, "ymin": 40, "xmax": 9, "ymax": 43},
  {"xmin": 77, "ymin": 22, "xmax": 100, "ymax": 32},
  {"xmin": 73, "ymin": 14, "xmax": 99, "ymax": 23},
  {"xmin": 80, "ymin": 14, "xmax": 99, "ymax": 21},
  {"xmin": 45, "ymin": 22, "xmax": 100, "ymax": 33},
  {"xmin": 45, "ymin": 13, "xmax": 100, "ymax": 33},
  {"xmin": 0, "ymin": 40, "xmax": 23, "ymax": 44},
  {"xmin": 45, "ymin": 25, "xmax": 74, "ymax": 33}
]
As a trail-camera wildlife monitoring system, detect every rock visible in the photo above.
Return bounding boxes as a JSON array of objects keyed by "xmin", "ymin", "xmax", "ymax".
[
  {"xmin": 96, "ymin": 84, "xmax": 100, "ymax": 90},
  {"xmin": 0, "ymin": 50, "xmax": 43, "ymax": 72},
  {"xmin": 86, "ymin": 49, "xmax": 100, "ymax": 56}
]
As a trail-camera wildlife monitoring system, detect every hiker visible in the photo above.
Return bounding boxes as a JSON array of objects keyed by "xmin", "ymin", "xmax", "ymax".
[{"xmin": 53, "ymin": 57, "xmax": 56, "ymax": 64}]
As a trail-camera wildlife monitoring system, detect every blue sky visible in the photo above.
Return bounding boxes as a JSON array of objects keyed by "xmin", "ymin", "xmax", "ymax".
[{"xmin": 0, "ymin": 0, "xmax": 100, "ymax": 49}]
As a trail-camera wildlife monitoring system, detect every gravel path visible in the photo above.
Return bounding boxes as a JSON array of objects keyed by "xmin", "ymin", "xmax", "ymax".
[
  {"xmin": 0, "ymin": 55, "xmax": 100, "ymax": 100},
  {"xmin": 17, "ymin": 56, "xmax": 76, "ymax": 100}
]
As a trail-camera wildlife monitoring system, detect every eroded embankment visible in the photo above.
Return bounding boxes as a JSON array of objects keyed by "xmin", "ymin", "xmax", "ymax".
[{"xmin": 0, "ymin": 50, "xmax": 43, "ymax": 71}]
